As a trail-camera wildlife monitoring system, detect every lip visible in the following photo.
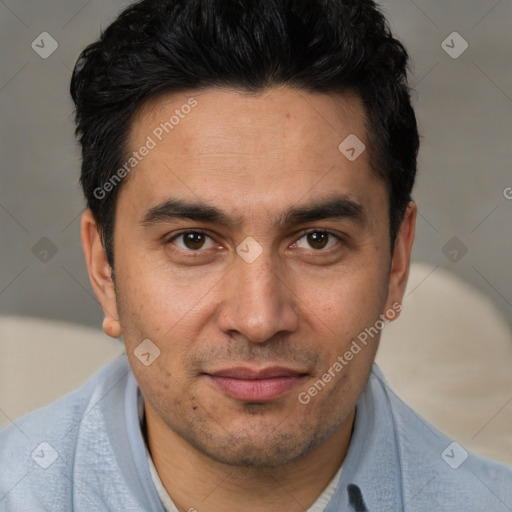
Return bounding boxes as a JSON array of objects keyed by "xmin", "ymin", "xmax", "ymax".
[{"xmin": 206, "ymin": 366, "xmax": 308, "ymax": 402}]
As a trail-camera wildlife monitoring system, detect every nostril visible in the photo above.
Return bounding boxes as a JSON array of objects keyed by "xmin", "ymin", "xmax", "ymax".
[{"xmin": 347, "ymin": 484, "xmax": 368, "ymax": 512}]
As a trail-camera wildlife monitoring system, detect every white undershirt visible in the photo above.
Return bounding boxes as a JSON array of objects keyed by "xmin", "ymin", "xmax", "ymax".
[{"xmin": 139, "ymin": 393, "xmax": 342, "ymax": 512}]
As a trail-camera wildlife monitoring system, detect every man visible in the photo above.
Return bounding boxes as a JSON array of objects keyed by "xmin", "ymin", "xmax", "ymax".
[{"xmin": 1, "ymin": 0, "xmax": 510, "ymax": 510}]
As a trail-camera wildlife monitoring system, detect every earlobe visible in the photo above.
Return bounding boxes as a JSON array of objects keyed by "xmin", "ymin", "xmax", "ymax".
[
  {"xmin": 102, "ymin": 317, "xmax": 122, "ymax": 338},
  {"xmin": 81, "ymin": 210, "xmax": 121, "ymax": 336},
  {"xmin": 383, "ymin": 201, "xmax": 417, "ymax": 320}
]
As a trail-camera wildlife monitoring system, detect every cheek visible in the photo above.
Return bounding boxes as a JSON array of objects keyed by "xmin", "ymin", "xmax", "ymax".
[
  {"xmin": 117, "ymin": 260, "xmax": 200, "ymax": 341},
  {"xmin": 116, "ymin": 264, "xmax": 213, "ymax": 388},
  {"xmin": 126, "ymin": 332, "xmax": 199, "ymax": 423},
  {"xmin": 130, "ymin": 354, "xmax": 184, "ymax": 400},
  {"xmin": 299, "ymin": 265, "xmax": 388, "ymax": 333}
]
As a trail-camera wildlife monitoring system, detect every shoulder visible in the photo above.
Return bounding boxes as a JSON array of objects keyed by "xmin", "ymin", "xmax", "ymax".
[
  {"xmin": 370, "ymin": 365, "xmax": 512, "ymax": 510},
  {"xmin": 0, "ymin": 355, "xmax": 132, "ymax": 510}
]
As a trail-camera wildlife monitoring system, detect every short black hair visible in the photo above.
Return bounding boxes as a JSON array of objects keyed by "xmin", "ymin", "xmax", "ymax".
[{"xmin": 71, "ymin": 0, "xmax": 419, "ymax": 268}]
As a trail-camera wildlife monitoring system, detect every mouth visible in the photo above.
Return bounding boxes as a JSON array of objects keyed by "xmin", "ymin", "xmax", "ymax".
[{"xmin": 204, "ymin": 366, "xmax": 309, "ymax": 402}]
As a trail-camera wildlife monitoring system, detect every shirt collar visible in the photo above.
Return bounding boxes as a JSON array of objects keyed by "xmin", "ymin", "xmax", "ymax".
[{"xmin": 323, "ymin": 364, "xmax": 403, "ymax": 511}]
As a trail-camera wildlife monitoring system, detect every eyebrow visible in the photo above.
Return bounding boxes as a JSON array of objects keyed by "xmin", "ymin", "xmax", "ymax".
[
  {"xmin": 278, "ymin": 196, "xmax": 367, "ymax": 228},
  {"xmin": 141, "ymin": 198, "xmax": 237, "ymax": 227},
  {"xmin": 140, "ymin": 195, "xmax": 368, "ymax": 229}
]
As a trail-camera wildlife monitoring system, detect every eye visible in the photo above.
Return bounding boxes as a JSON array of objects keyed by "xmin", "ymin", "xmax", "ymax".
[
  {"xmin": 294, "ymin": 230, "xmax": 340, "ymax": 251},
  {"xmin": 169, "ymin": 231, "xmax": 216, "ymax": 251}
]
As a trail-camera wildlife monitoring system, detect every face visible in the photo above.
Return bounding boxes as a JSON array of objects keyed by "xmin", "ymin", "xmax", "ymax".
[{"xmin": 84, "ymin": 86, "xmax": 415, "ymax": 468}]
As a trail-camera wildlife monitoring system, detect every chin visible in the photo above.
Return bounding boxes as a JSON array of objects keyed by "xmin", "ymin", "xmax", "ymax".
[{"xmin": 183, "ymin": 420, "xmax": 326, "ymax": 468}]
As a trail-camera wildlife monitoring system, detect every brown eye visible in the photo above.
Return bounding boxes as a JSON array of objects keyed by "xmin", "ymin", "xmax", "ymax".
[
  {"xmin": 295, "ymin": 231, "xmax": 338, "ymax": 251},
  {"xmin": 171, "ymin": 231, "xmax": 215, "ymax": 251},
  {"xmin": 184, "ymin": 232, "xmax": 205, "ymax": 250},
  {"xmin": 307, "ymin": 232, "xmax": 328, "ymax": 249}
]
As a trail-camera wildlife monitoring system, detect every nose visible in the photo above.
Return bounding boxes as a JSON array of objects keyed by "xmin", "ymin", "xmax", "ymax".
[{"xmin": 216, "ymin": 247, "xmax": 299, "ymax": 344}]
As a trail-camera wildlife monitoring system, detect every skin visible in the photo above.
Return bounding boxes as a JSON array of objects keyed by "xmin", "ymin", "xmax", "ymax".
[{"xmin": 82, "ymin": 85, "xmax": 416, "ymax": 512}]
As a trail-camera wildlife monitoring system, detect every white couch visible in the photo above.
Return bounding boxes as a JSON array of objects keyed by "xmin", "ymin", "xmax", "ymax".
[{"xmin": 1, "ymin": 262, "xmax": 511, "ymax": 465}]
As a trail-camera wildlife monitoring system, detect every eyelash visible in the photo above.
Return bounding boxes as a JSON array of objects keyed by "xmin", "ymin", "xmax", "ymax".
[{"xmin": 167, "ymin": 229, "xmax": 343, "ymax": 254}]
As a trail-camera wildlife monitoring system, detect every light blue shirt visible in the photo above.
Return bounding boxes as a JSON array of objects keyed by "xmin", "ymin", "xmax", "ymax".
[{"xmin": 1, "ymin": 354, "xmax": 511, "ymax": 511}]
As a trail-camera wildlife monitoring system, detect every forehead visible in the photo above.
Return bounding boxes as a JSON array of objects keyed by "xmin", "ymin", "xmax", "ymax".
[
  {"xmin": 132, "ymin": 85, "xmax": 368, "ymax": 159},
  {"xmin": 120, "ymin": 86, "xmax": 385, "ymax": 224}
]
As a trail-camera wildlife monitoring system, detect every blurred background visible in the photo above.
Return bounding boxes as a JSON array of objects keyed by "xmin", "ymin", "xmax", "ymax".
[{"xmin": 0, "ymin": 0, "xmax": 511, "ymax": 462}]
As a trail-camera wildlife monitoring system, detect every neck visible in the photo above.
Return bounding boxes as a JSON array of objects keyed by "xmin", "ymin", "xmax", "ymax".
[{"xmin": 144, "ymin": 402, "xmax": 354, "ymax": 512}]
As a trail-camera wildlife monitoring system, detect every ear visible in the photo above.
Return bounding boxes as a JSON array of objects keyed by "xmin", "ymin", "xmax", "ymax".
[
  {"xmin": 81, "ymin": 209, "xmax": 121, "ymax": 338},
  {"xmin": 383, "ymin": 201, "xmax": 417, "ymax": 320}
]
